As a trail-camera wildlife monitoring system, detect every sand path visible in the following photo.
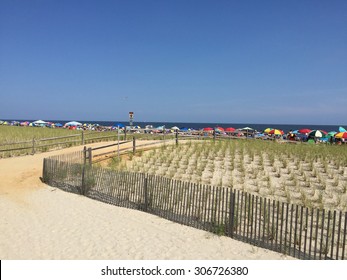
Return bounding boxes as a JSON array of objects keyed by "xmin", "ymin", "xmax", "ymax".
[{"xmin": 0, "ymin": 141, "xmax": 293, "ymax": 260}]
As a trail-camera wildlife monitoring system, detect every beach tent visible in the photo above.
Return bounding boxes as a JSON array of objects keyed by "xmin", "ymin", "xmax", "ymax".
[{"xmin": 64, "ymin": 121, "xmax": 82, "ymax": 127}]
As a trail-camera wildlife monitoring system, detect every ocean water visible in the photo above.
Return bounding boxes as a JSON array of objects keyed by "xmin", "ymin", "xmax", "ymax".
[{"xmin": 6, "ymin": 119, "xmax": 346, "ymax": 133}]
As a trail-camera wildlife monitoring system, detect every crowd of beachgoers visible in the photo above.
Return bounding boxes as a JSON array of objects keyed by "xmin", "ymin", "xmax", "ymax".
[{"xmin": 1, "ymin": 119, "xmax": 346, "ymax": 144}]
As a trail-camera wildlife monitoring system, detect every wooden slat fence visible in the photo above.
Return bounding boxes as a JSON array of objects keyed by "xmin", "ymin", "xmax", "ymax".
[{"xmin": 42, "ymin": 152, "xmax": 347, "ymax": 260}]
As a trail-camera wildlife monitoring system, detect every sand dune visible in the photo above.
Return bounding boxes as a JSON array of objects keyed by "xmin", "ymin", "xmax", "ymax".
[{"xmin": 0, "ymin": 142, "xmax": 293, "ymax": 260}]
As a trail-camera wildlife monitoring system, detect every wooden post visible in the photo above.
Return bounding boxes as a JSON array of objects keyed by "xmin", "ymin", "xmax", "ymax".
[
  {"xmin": 229, "ymin": 190, "xmax": 235, "ymax": 238},
  {"xmin": 124, "ymin": 129, "xmax": 127, "ymax": 141},
  {"xmin": 81, "ymin": 130, "xmax": 85, "ymax": 145},
  {"xmin": 144, "ymin": 176, "xmax": 148, "ymax": 212},
  {"xmin": 88, "ymin": 147, "xmax": 92, "ymax": 165},
  {"xmin": 175, "ymin": 129, "xmax": 178, "ymax": 145},
  {"xmin": 213, "ymin": 129, "xmax": 216, "ymax": 141},
  {"xmin": 81, "ymin": 146, "xmax": 87, "ymax": 195},
  {"xmin": 133, "ymin": 137, "xmax": 136, "ymax": 154}
]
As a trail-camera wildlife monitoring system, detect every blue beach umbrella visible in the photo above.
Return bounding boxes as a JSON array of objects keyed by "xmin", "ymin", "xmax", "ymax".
[
  {"xmin": 339, "ymin": 126, "xmax": 347, "ymax": 132},
  {"xmin": 114, "ymin": 123, "xmax": 125, "ymax": 128}
]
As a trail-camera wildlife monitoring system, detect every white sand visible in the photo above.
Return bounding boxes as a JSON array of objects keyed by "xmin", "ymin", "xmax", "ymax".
[{"xmin": 0, "ymin": 142, "xmax": 293, "ymax": 260}]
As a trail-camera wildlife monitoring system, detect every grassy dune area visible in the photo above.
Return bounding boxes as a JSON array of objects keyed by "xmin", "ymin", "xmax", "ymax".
[
  {"xmin": 0, "ymin": 126, "xmax": 81, "ymax": 142},
  {"xmin": 109, "ymin": 139, "xmax": 347, "ymax": 211},
  {"xmin": 0, "ymin": 126, "xmax": 118, "ymax": 157}
]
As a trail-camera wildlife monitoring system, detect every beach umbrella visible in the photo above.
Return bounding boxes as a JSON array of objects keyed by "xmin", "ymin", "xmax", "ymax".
[
  {"xmin": 64, "ymin": 121, "xmax": 82, "ymax": 127},
  {"xmin": 203, "ymin": 127, "xmax": 213, "ymax": 131},
  {"xmin": 339, "ymin": 126, "xmax": 347, "ymax": 132},
  {"xmin": 264, "ymin": 128, "xmax": 274, "ymax": 133},
  {"xmin": 268, "ymin": 129, "xmax": 284, "ymax": 135},
  {"xmin": 55, "ymin": 123, "xmax": 63, "ymax": 127},
  {"xmin": 32, "ymin": 120, "xmax": 48, "ymax": 127},
  {"xmin": 114, "ymin": 123, "xmax": 125, "ymax": 128},
  {"xmin": 171, "ymin": 126, "xmax": 179, "ymax": 130},
  {"xmin": 327, "ymin": 131, "xmax": 337, "ymax": 137},
  {"xmin": 335, "ymin": 132, "xmax": 347, "ymax": 139},
  {"xmin": 20, "ymin": 121, "xmax": 29, "ymax": 126},
  {"xmin": 308, "ymin": 130, "xmax": 327, "ymax": 138},
  {"xmin": 241, "ymin": 127, "xmax": 254, "ymax": 131},
  {"xmin": 215, "ymin": 127, "xmax": 224, "ymax": 132},
  {"xmin": 298, "ymin": 128, "xmax": 311, "ymax": 134},
  {"xmin": 225, "ymin": 127, "xmax": 236, "ymax": 132}
]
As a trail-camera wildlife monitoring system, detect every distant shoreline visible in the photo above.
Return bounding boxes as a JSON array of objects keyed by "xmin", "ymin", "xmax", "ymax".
[{"xmin": 1, "ymin": 119, "xmax": 346, "ymax": 133}]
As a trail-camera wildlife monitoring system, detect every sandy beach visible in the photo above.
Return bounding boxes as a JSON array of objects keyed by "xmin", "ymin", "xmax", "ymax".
[{"xmin": 0, "ymin": 142, "xmax": 293, "ymax": 260}]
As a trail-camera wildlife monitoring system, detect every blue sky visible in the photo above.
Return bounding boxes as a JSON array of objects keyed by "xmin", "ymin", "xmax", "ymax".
[{"xmin": 1, "ymin": 0, "xmax": 346, "ymax": 125}]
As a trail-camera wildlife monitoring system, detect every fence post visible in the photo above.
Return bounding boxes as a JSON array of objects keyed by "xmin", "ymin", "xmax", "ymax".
[
  {"xmin": 88, "ymin": 147, "xmax": 92, "ymax": 165},
  {"xmin": 133, "ymin": 137, "xmax": 136, "ymax": 154},
  {"xmin": 81, "ymin": 130, "xmax": 85, "ymax": 145},
  {"xmin": 124, "ymin": 129, "xmax": 127, "ymax": 141},
  {"xmin": 229, "ymin": 190, "xmax": 235, "ymax": 238},
  {"xmin": 32, "ymin": 138, "xmax": 36, "ymax": 154},
  {"xmin": 175, "ymin": 129, "xmax": 178, "ymax": 145},
  {"xmin": 81, "ymin": 146, "xmax": 87, "ymax": 195},
  {"xmin": 144, "ymin": 175, "xmax": 148, "ymax": 212},
  {"xmin": 213, "ymin": 129, "xmax": 216, "ymax": 141}
]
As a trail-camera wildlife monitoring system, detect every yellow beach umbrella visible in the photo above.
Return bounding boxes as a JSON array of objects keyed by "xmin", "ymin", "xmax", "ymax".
[
  {"xmin": 335, "ymin": 132, "xmax": 347, "ymax": 139},
  {"xmin": 268, "ymin": 129, "xmax": 284, "ymax": 135}
]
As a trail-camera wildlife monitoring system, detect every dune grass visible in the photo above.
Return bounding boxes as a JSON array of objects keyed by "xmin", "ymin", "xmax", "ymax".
[
  {"xmin": 109, "ymin": 139, "xmax": 347, "ymax": 211},
  {"xmin": 0, "ymin": 126, "xmax": 119, "ymax": 157}
]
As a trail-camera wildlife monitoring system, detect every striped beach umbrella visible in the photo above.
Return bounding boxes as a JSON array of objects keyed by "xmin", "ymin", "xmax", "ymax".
[
  {"xmin": 268, "ymin": 129, "xmax": 284, "ymax": 135},
  {"xmin": 308, "ymin": 130, "xmax": 327, "ymax": 138},
  {"xmin": 215, "ymin": 127, "xmax": 225, "ymax": 132},
  {"xmin": 335, "ymin": 132, "xmax": 347, "ymax": 139}
]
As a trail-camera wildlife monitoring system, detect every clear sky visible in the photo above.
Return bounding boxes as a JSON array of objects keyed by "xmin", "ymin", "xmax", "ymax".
[{"xmin": 1, "ymin": 0, "xmax": 346, "ymax": 125}]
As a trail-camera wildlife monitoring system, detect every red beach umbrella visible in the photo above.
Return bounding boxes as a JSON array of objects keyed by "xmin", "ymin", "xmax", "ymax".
[
  {"xmin": 225, "ymin": 127, "xmax": 236, "ymax": 132},
  {"xmin": 203, "ymin": 127, "xmax": 213, "ymax": 131},
  {"xmin": 298, "ymin": 128, "xmax": 311, "ymax": 134}
]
